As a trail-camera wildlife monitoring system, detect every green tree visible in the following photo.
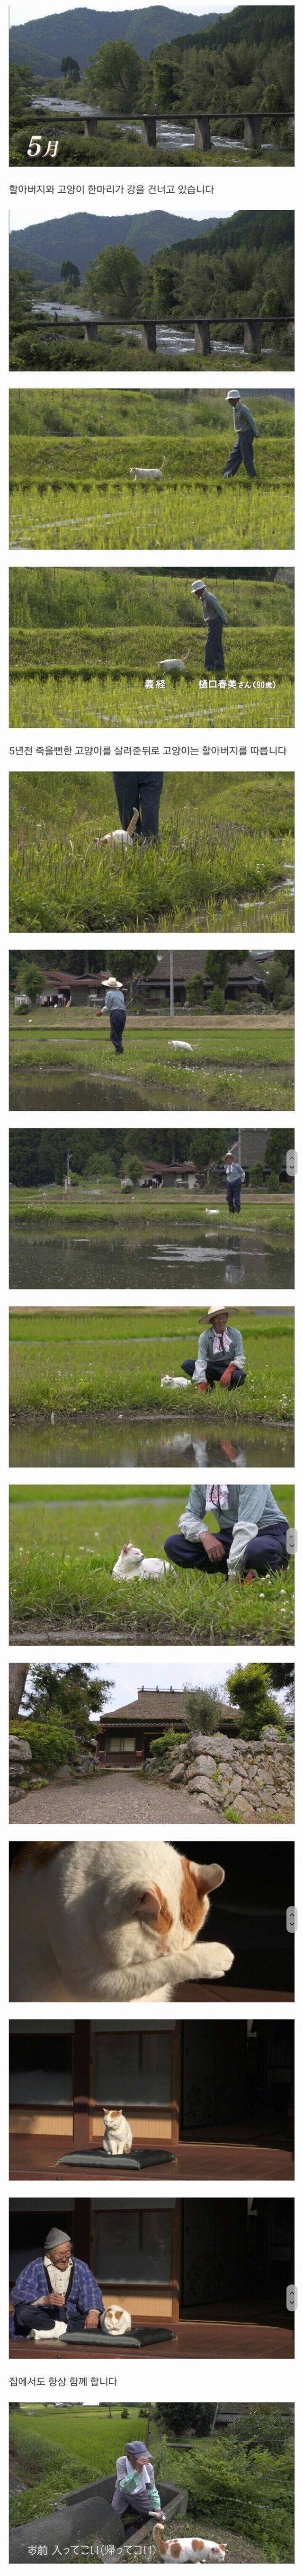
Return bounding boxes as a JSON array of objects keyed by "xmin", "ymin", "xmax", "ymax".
[
  {"xmin": 85, "ymin": 244, "xmax": 142, "ymax": 316},
  {"xmin": 61, "ymin": 261, "xmax": 80, "ymax": 289},
  {"xmin": 61, "ymin": 55, "xmax": 80, "ymax": 82},
  {"xmin": 227, "ymin": 1661, "xmax": 282, "ymax": 1740},
  {"xmin": 14, "ymin": 1663, "xmax": 109, "ymax": 1778},
  {"xmin": 83, "ymin": 39, "xmax": 142, "ymax": 113},
  {"xmin": 15, "ymin": 958, "xmax": 45, "ymax": 1002},
  {"xmin": 185, "ymin": 1684, "xmax": 223, "ymax": 1736}
]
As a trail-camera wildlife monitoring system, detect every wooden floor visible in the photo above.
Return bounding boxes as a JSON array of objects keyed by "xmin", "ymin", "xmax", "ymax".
[
  {"xmin": 9, "ymin": 2312, "xmax": 294, "ymax": 2361},
  {"xmin": 9, "ymin": 2129, "xmax": 294, "ymax": 2182}
]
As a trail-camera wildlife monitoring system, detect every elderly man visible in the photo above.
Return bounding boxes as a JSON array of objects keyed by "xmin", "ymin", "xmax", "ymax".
[
  {"xmin": 225, "ymin": 1151, "xmax": 246, "ymax": 1214},
  {"xmin": 164, "ymin": 1482, "xmax": 289, "ymax": 1581},
  {"xmin": 181, "ymin": 1304, "xmax": 246, "ymax": 1393},
  {"xmin": 113, "ymin": 771, "xmax": 164, "ymax": 843},
  {"xmin": 192, "ymin": 580, "xmax": 228, "ymax": 673},
  {"xmin": 98, "ymin": 973, "xmax": 126, "ymax": 1055},
  {"xmin": 223, "ymin": 392, "xmax": 258, "ymax": 483},
  {"xmin": 112, "ymin": 2441, "xmax": 161, "ymax": 2527},
  {"xmin": 10, "ymin": 2227, "xmax": 103, "ymax": 2338}
]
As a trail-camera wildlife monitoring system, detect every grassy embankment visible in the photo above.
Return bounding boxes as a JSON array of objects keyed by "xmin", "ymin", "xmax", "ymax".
[
  {"xmin": 9, "ymin": 1011, "xmax": 294, "ymax": 1114},
  {"xmin": 9, "ymin": 770, "xmax": 294, "ymax": 934},
  {"xmin": 9, "ymin": 1480, "xmax": 294, "ymax": 1642},
  {"xmin": 9, "ymin": 1307, "xmax": 294, "ymax": 1438}
]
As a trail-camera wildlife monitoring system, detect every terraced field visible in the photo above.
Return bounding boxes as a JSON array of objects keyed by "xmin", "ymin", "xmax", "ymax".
[
  {"xmin": 9, "ymin": 567, "xmax": 294, "ymax": 729},
  {"xmin": 9, "ymin": 388, "xmax": 294, "ymax": 551}
]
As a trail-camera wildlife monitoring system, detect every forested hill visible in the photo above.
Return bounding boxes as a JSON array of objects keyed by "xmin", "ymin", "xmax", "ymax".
[
  {"xmin": 9, "ymin": 7, "xmax": 217, "ymax": 74},
  {"xmin": 165, "ymin": 5, "xmax": 294, "ymax": 61},
  {"xmin": 9, "ymin": 207, "xmax": 294, "ymax": 286},
  {"xmin": 9, "ymin": 209, "xmax": 217, "ymax": 279}
]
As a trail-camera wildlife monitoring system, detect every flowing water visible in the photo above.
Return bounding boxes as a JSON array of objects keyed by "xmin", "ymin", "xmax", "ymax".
[
  {"xmin": 9, "ymin": 1226, "xmax": 294, "ymax": 1290},
  {"xmin": 9, "ymin": 1415, "xmax": 294, "ymax": 1470}
]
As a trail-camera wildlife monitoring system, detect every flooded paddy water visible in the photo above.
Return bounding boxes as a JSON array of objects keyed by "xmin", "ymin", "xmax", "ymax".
[
  {"xmin": 9, "ymin": 1413, "xmax": 294, "ymax": 1470},
  {"xmin": 9, "ymin": 1223, "xmax": 294, "ymax": 1292}
]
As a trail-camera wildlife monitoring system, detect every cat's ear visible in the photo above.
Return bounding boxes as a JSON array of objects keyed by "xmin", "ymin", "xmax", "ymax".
[
  {"xmin": 190, "ymin": 1860, "xmax": 225, "ymax": 1893},
  {"xmin": 135, "ymin": 1886, "xmax": 162, "ymax": 1922}
]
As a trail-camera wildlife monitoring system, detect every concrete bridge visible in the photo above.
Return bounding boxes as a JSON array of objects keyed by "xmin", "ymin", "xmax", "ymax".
[
  {"xmin": 31, "ymin": 301, "xmax": 288, "ymax": 357},
  {"xmin": 30, "ymin": 98, "xmax": 292, "ymax": 153}
]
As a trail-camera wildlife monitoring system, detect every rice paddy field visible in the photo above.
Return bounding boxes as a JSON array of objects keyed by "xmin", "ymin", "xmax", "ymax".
[
  {"xmin": 9, "ymin": 1479, "xmax": 294, "ymax": 1643},
  {"xmin": 9, "ymin": 770, "xmax": 294, "ymax": 936},
  {"xmin": 9, "ymin": 1007, "xmax": 294, "ymax": 1115},
  {"xmin": 9, "ymin": 1307, "xmax": 294, "ymax": 1473},
  {"xmin": 9, "ymin": 568, "xmax": 294, "ymax": 730},
  {"xmin": 9, "ymin": 2402, "xmax": 294, "ymax": 2558},
  {"xmin": 9, "ymin": 389, "xmax": 294, "ymax": 553}
]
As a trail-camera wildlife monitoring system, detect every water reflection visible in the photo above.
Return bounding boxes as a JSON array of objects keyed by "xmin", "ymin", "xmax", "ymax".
[
  {"xmin": 9, "ymin": 1419, "xmax": 293, "ymax": 1470},
  {"xmin": 9, "ymin": 1227, "xmax": 294, "ymax": 1292}
]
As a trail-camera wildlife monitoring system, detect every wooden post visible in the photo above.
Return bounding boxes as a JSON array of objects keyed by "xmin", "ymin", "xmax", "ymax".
[
  {"xmin": 171, "ymin": 2027, "xmax": 180, "ymax": 2152},
  {"xmin": 195, "ymin": 317, "xmax": 211, "ymax": 355},
  {"xmin": 72, "ymin": 2022, "xmax": 91, "ymax": 2150},
  {"xmin": 83, "ymin": 318, "xmax": 98, "ymax": 342},
  {"xmin": 171, "ymin": 2204, "xmax": 180, "ymax": 2327},
  {"xmin": 194, "ymin": 113, "xmax": 211, "ymax": 150}
]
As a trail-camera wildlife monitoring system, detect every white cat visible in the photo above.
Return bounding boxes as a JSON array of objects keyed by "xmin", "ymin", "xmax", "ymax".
[
  {"xmin": 155, "ymin": 2540, "xmax": 226, "ymax": 2565},
  {"xmin": 103, "ymin": 2108, "xmax": 133, "ymax": 2156},
  {"xmin": 9, "ymin": 1841, "xmax": 234, "ymax": 2003},
  {"xmin": 113, "ymin": 1543, "xmax": 171, "ymax": 1580},
  {"xmin": 102, "ymin": 2303, "xmax": 132, "ymax": 2335}
]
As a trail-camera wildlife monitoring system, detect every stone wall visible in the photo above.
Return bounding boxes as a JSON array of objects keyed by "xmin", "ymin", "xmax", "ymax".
[{"xmin": 154, "ymin": 1728, "xmax": 294, "ymax": 1822}]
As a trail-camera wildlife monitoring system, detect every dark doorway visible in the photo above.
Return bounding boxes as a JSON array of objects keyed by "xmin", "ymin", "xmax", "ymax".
[
  {"xmin": 174, "ymin": 1841, "xmax": 294, "ymax": 1995},
  {"xmin": 180, "ymin": 2199, "xmax": 294, "ymax": 2321},
  {"xmin": 180, "ymin": 2022, "xmax": 294, "ymax": 2147}
]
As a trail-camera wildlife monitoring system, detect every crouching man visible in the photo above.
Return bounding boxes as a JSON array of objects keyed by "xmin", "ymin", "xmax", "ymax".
[
  {"xmin": 164, "ymin": 1482, "xmax": 290, "ymax": 1581},
  {"xmin": 10, "ymin": 2227, "xmax": 103, "ymax": 2338},
  {"xmin": 182, "ymin": 1303, "xmax": 246, "ymax": 1394}
]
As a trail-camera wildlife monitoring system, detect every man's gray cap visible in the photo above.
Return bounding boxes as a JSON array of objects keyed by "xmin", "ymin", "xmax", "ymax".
[{"xmin": 44, "ymin": 2227, "xmax": 71, "ymax": 2250}]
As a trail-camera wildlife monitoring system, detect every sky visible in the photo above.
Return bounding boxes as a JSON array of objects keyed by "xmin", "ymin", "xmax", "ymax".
[
  {"xmin": 10, "ymin": 193, "xmax": 233, "ymax": 224},
  {"xmin": 10, "ymin": 2, "xmax": 235, "ymax": 25},
  {"xmin": 20, "ymin": 1647, "xmax": 293, "ymax": 1718}
]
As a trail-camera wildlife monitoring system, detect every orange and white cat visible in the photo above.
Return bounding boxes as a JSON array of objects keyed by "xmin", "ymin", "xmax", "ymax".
[
  {"xmin": 9, "ymin": 1840, "xmax": 234, "ymax": 2002},
  {"xmin": 103, "ymin": 2109, "xmax": 133, "ymax": 2155}
]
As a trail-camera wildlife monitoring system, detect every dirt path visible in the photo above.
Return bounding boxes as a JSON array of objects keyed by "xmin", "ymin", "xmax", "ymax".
[{"xmin": 9, "ymin": 1768, "xmax": 203, "ymax": 1826}]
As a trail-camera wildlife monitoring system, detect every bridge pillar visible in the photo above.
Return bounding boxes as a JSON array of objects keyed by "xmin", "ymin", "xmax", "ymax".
[
  {"xmin": 82, "ymin": 111, "xmax": 101, "ymax": 135},
  {"xmin": 195, "ymin": 318, "xmax": 211, "ymax": 355},
  {"xmin": 141, "ymin": 321, "xmax": 157, "ymax": 352},
  {"xmin": 83, "ymin": 320, "xmax": 98, "ymax": 341},
  {"xmin": 244, "ymin": 316, "xmax": 261, "ymax": 353},
  {"xmin": 243, "ymin": 111, "xmax": 262, "ymax": 149},
  {"xmin": 142, "ymin": 114, "xmax": 157, "ymax": 148},
  {"xmin": 194, "ymin": 113, "xmax": 211, "ymax": 150}
]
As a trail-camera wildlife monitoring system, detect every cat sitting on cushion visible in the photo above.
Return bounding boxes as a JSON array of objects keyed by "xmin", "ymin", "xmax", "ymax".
[
  {"xmin": 103, "ymin": 2109, "xmax": 133, "ymax": 2156},
  {"xmin": 9, "ymin": 1840, "xmax": 234, "ymax": 2003},
  {"xmin": 103, "ymin": 2303, "xmax": 132, "ymax": 2336}
]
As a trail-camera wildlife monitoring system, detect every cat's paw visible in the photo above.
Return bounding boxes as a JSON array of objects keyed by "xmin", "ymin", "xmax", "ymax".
[{"xmin": 207, "ymin": 1941, "xmax": 234, "ymax": 1978}]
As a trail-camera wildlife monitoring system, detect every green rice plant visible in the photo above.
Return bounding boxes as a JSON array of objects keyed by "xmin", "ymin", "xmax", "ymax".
[{"xmin": 9, "ymin": 769, "xmax": 294, "ymax": 935}]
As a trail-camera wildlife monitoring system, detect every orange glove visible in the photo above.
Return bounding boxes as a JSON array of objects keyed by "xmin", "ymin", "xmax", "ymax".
[
  {"xmin": 197, "ymin": 1379, "xmax": 207, "ymax": 1393},
  {"xmin": 220, "ymin": 1362, "xmax": 236, "ymax": 1386}
]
